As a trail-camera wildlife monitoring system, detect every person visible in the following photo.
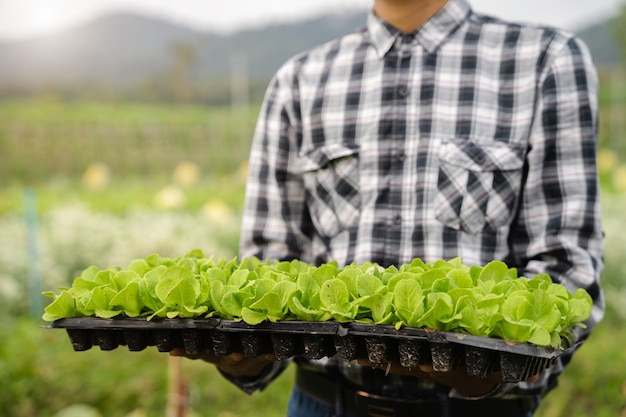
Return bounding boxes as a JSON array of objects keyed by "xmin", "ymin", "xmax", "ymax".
[{"xmin": 173, "ymin": 0, "xmax": 605, "ymax": 415}]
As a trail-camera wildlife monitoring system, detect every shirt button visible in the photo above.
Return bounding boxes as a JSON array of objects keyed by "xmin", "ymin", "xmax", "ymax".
[
  {"xmin": 402, "ymin": 34, "xmax": 415, "ymax": 44},
  {"xmin": 397, "ymin": 85, "xmax": 409, "ymax": 98},
  {"xmin": 395, "ymin": 151, "xmax": 405, "ymax": 162},
  {"xmin": 393, "ymin": 213, "xmax": 402, "ymax": 225}
]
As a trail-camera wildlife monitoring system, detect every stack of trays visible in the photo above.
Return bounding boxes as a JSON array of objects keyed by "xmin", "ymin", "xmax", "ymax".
[{"xmin": 49, "ymin": 318, "xmax": 577, "ymax": 383}]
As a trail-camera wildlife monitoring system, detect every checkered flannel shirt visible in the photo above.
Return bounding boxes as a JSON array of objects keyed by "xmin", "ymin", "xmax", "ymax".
[{"xmin": 236, "ymin": 0, "xmax": 605, "ymax": 400}]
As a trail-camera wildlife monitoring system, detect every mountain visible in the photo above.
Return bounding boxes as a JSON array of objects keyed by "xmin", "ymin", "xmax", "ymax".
[
  {"xmin": 0, "ymin": 10, "xmax": 621, "ymax": 102},
  {"xmin": 0, "ymin": 13, "xmax": 204, "ymax": 88},
  {"xmin": 576, "ymin": 17, "xmax": 624, "ymax": 69},
  {"xmin": 0, "ymin": 11, "xmax": 367, "ymax": 100}
]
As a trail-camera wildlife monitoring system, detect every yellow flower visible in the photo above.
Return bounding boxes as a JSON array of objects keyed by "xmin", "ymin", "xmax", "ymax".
[
  {"xmin": 173, "ymin": 161, "xmax": 201, "ymax": 188},
  {"xmin": 597, "ymin": 148, "xmax": 618, "ymax": 175},
  {"xmin": 202, "ymin": 200, "xmax": 235, "ymax": 224},
  {"xmin": 154, "ymin": 186, "xmax": 186, "ymax": 209},
  {"xmin": 81, "ymin": 162, "xmax": 111, "ymax": 191},
  {"xmin": 613, "ymin": 165, "xmax": 626, "ymax": 193}
]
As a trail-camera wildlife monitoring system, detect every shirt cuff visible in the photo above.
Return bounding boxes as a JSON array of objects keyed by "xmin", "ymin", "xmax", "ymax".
[{"xmin": 219, "ymin": 360, "xmax": 290, "ymax": 395}]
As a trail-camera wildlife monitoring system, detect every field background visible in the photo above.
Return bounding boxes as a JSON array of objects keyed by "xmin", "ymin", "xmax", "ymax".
[{"xmin": 1, "ymin": 72, "xmax": 625, "ymax": 416}]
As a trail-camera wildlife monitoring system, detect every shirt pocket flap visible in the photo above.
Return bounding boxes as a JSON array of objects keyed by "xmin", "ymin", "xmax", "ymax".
[
  {"xmin": 439, "ymin": 139, "xmax": 525, "ymax": 172},
  {"xmin": 296, "ymin": 143, "xmax": 359, "ymax": 173}
]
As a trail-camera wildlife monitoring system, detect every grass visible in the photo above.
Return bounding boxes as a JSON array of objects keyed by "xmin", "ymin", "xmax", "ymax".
[
  {"xmin": 0, "ymin": 175, "xmax": 248, "ymax": 216},
  {"xmin": 1, "ymin": 318, "xmax": 294, "ymax": 417},
  {"xmin": 0, "ymin": 99, "xmax": 259, "ymax": 184}
]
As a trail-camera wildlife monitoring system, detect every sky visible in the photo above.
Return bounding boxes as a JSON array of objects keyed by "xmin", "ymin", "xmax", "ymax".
[{"xmin": 0, "ymin": 0, "xmax": 622, "ymax": 41}]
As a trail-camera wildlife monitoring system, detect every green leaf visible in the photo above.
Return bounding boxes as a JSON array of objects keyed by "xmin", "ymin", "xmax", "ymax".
[
  {"xmin": 228, "ymin": 269, "xmax": 252, "ymax": 289},
  {"xmin": 241, "ymin": 307, "xmax": 271, "ymax": 325},
  {"xmin": 386, "ymin": 272, "xmax": 420, "ymax": 292},
  {"xmin": 155, "ymin": 266, "xmax": 200, "ymax": 307},
  {"xmin": 447, "ymin": 268, "xmax": 473, "ymax": 288},
  {"xmin": 320, "ymin": 278, "xmax": 350, "ymax": 308},
  {"xmin": 421, "ymin": 292, "xmax": 455, "ymax": 330},
  {"xmin": 532, "ymin": 290, "xmax": 562, "ymax": 332},
  {"xmin": 502, "ymin": 291, "xmax": 533, "ymax": 322},
  {"xmin": 312, "ymin": 264, "xmax": 339, "ymax": 284},
  {"xmin": 288, "ymin": 296, "xmax": 330, "ymax": 322},
  {"xmin": 220, "ymin": 290, "xmax": 252, "ymax": 319},
  {"xmin": 478, "ymin": 260, "xmax": 510, "ymax": 282},
  {"xmin": 320, "ymin": 278, "xmax": 356, "ymax": 321},
  {"xmin": 127, "ymin": 259, "xmax": 151, "ymax": 276},
  {"xmin": 248, "ymin": 292, "xmax": 284, "ymax": 319},
  {"xmin": 42, "ymin": 291, "xmax": 76, "ymax": 321},
  {"xmin": 85, "ymin": 286, "xmax": 118, "ymax": 312},
  {"xmin": 273, "ymin": 280, "xmax": 297, "ymax": 308},
  {"xmin": 392, "ymin": 279, "xmax": 424, "ymax": 327},
  {"xmin": 567, "ymin": 288, "xmax": 593, "ymax": 325},
  {"xmin": 356, "ymin": 273, "xmax": 384, "ymax": 297},
  {"xmin": 111, "ymin": 270, "xmax": 140, "ymax": 292},
  {"xmin": 362, "ymin": 293, "xmax": 395, "ymax": 324},
  {"xmin": 110, "ymin": 282, "xmax": 142, "ymax": 317}
]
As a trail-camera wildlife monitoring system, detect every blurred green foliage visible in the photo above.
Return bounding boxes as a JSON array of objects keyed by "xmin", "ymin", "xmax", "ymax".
[
  {"xmin": 1, "ymin": 80, "xmax": 625, "ymax": 416},
  {"xmin": 0, "ymin": 318, "xmax": 294, "ymax": 417},
  {"xmin": 0, "ymin": 99, "xmax": 258, "ymax": 184}
]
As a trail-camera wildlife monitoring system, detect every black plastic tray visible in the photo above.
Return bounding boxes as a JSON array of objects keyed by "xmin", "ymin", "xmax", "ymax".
[{"xmin": 48, "ymin": 318, "xmax": 578, "ymax": 382}]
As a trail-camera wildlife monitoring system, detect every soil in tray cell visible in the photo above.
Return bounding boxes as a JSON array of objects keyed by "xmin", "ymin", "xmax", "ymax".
[
  {"xmin": 464, "ymin": 346, "xmax": 498, "ymax": 378},
  {"xmin": 364, "ymin": 336, "xmax": 392, "ymax": 364},
  {"xmin": 240, "ymin": 333, "xmax": 274, "ymax": 358},
  {"xmin": 334, "ymin": 334, "xmax": 366, "ymax": 362},
  {"xmin": 397, "ymin": 339, "xmax": 431, "ymax": 368},
  {"xmin": 211, "ymin": 331, "xmax": 241, "ymax": 357},
  {"xmin": 271, "ymin": 333, "xmax": 304, "ymax": 360},
  {"xmin": 499, "ymin": 352, "xmax": 541, "ymax": 383},
  {"xmin": 302, "ymin": 334, "xmax": 336, "ymax": 360},
  {"xmin": 429, "ymin": 342, "xmax": 463, "ymax": 372}
]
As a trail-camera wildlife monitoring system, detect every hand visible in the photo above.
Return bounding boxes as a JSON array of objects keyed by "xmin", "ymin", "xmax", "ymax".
[
  {"xmin": 169, "ymin": 348, "xmax": 276, "ymax": 378},
  {"xmin": 356, "ymin": 359, "xmax": 539, "ymax": 397}
]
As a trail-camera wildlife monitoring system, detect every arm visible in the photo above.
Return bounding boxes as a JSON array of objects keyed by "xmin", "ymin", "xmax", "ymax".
[
  {"xmin": 503, "ymin": 34, "xmax": 605, "ymax": 398},
  {"xmin": 212, "ymin": 59, "xmax": 311, "ymax": 394},
  {"xmin": 513, "ymin": 35, "xmax": 604, "ymax": 331},
  {"xmin": 240, "ymin": 60, "xmax": 312, "ymax": 263}
]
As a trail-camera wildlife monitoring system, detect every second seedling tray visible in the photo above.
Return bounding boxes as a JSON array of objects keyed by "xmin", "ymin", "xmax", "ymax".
[{"xmin": 48, "ymin": 317, "xmax": 577, "ymax": 383}]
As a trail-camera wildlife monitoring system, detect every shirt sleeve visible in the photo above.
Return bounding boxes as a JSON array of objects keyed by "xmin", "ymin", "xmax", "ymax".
[
  {"xmin": 501, "ymin": 34, "xmax": 605, "ymax": 399},
  {"xmin": 239, "ymin": 58, "xmax": 313, "ymax": 263},
  {"xmin": 229, "ymin": 61, "xmax": 311, "ymax": 394},
  {"xmin": 218, "ymin": 360, "xmax": 292, "ymax": 395},
  {"xmin": 514, "ymin": 34, "xmax": 604, "ymax": 329}
]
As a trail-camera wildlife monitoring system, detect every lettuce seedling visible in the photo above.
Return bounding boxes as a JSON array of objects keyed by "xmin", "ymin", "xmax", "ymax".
[
  {"xmin": 41, "ymin": 252, "xmax": 595, "ymax": 349},
  {"xmin": 320, "ymin": 278, "xmax": 359, "ymax": 322},
  {"xmin": 42, "ymin": 290, "xmax": 76, "ymax": 322},
  {"xmin": 288, "ymin": 272, "xmax": 331, "ymax": 322}
]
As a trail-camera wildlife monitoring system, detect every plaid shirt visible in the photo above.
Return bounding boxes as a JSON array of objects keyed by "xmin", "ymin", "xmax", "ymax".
[{"xmin": 238, "ymin": 0, "xmax": 604, "ymax": 400}]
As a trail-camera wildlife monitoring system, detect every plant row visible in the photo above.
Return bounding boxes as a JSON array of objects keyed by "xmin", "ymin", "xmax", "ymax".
[{"xmin": 42, "ymin": 250, "xmax": 593, "ymax": 349}]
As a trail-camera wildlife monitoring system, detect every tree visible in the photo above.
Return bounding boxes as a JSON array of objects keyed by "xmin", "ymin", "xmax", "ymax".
[
  {"xmin": 169, "ymin": 41, "xmax": 197, "ymax": 104},
  {"xmin": 614, "ymin": 1, "xmax": 626, "ymax": 63}
]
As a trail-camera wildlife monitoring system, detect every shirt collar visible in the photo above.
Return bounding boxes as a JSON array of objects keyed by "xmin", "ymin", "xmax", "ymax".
[{"xmin": 367, "ymin": 0, "xmax": 472, "ymax": 57}]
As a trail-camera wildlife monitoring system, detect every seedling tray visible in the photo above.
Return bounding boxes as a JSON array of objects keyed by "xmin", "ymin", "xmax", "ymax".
[{"xmin": 48, "ymin": 318, "xmax": 578, "ymax": 383}]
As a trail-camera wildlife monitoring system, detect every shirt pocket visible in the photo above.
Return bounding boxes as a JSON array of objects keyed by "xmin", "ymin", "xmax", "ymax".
[
  {"xmin": 434, "ymin": 138, "xmax": 526, "ymax": 234},
  {"xmin": 296, "ymin": 143, "xmax": 360, "ymax": 238}
]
